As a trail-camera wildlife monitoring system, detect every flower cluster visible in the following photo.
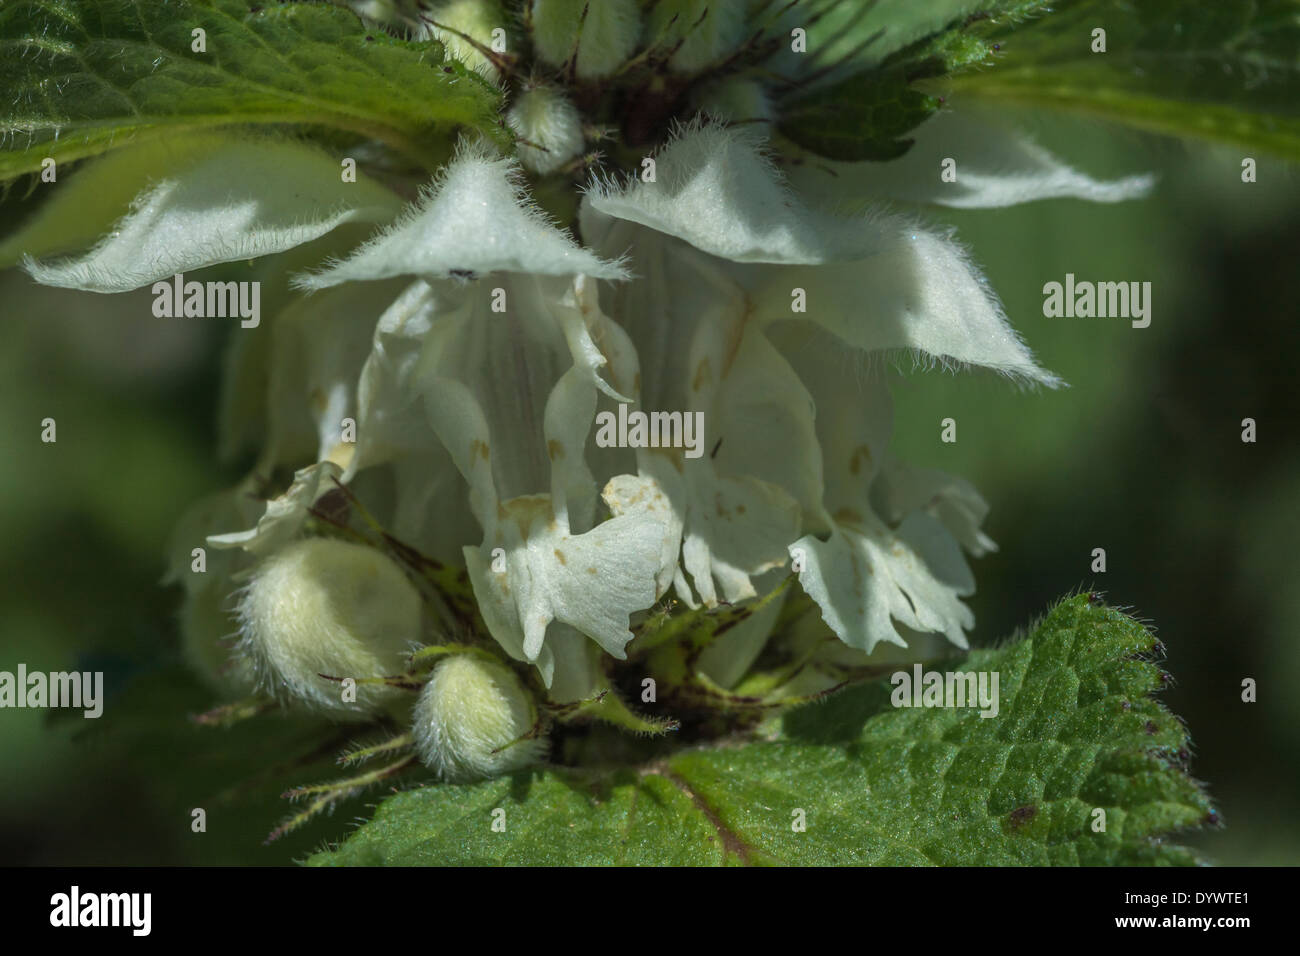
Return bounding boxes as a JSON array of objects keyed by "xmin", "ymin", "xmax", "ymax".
[{"xmin": 10, "ymin": 0, "xmax": 1149, "ymax": 780}]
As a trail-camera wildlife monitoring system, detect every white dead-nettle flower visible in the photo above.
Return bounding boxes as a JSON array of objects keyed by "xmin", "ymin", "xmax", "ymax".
[
  {"xmin": 413, "ymin": 654, "xmax": 547, "ymax": 781},
  {"xmin": 9, "ymin": 16, "xmax": 1152, "ymax": 776},
  {"xmin": 579, "ymin": 122, "xmax": 1060, "ymax": 662}
]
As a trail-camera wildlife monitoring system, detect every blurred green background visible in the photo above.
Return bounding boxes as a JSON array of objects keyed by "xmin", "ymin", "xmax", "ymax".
[{"xmin": 1, "ymin": 110, "xmax": 1297, "ymax": 865}]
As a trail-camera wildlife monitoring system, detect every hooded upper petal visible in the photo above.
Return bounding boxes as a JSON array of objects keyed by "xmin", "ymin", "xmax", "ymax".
[
  {"xmin": 22, "ymin": 137, "xmax": 403, "ymax": 293},
  {"xmin": 785, "ymin": 105, "xmax": 1155, "ymax": 210},
  {"xmin": 581, "ymin": 122, "xmax": 1061, "ymax": 386},
  {"xmin": 298, "ymin": 144, "xmax": 627, "ymax": 289}
]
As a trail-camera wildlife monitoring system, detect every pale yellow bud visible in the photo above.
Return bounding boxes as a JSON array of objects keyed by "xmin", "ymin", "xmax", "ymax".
[
  {"xmin": 412, "ymin": 655, "xmax": 547, "ymax": 781},
  {"xmin": 237, "ymin": 537, "xmax": 422, "ymax": 717}
]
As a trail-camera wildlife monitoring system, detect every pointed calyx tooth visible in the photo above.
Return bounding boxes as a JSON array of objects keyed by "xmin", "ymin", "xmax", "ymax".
[
  {"xmin": 530, "ymin": 0, "xmax": 642, "ymax": 80},
  {"xmin": 413, "ymin": 655, "xmax": 548, "ymax": 781},
  {"xmin": 236, "ymin": 537, "xmax": 422, "ymax": 717}
]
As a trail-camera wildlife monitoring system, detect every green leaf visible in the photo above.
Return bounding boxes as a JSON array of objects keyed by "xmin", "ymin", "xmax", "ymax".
[
  {"xmin": 308, "ymin": 594, "xmax": 1217, "ymax": 866},
  {"xmin": 771, "ymin": 0, "xmax": 1016, "ymax": 80},
  {"xmin": 778, "ymin": 1, "xmax": 1050, "ymax": 160},
  {"xmin": 0, "ymin": 0, "xmax": 505, "ymax": 182},
  {"xmin": 944, "ymin": 0, "xmax": 1300, "ymax": 157}
]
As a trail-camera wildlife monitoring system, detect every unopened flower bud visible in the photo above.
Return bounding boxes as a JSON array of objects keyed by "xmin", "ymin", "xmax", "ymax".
[
  {"xmin": 531, "ymin": 0, "xmax": 641, "ymax": 80},
  {"xmin": 646, "ymin": 0, "xmax": 747, "ymax": 74},
  {"xmin": 412, "ymin": 655, "xmax": 547, "ymax": 781},
  {"xmin": 694, "ymin": 76, "xmax": 774, "ymax": 131},
  {"xmin": 507, "ymin": 86, "xmax": 585, "ymax": 175},
  {"xmin": 425, "ymin": 0, "xmax": 506, "ymax": 77},
  {"xmin": 236, "ymin": 537, "xmax": 422, "ymax": 716}
]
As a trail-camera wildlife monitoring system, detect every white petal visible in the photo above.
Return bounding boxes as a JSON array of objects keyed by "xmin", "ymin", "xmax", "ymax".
[
  {"xmin": 464, "ymin": 493, "xmax": 667, "ymax": 683},
  {"xmin": 207, "ymin": 461, "xmax": 342, "ymax": 556},
  {"xmin": 23, "ymin": 137, "xmax": 402, "ymax": 292},
  {"xmin": 711, "ymin": 327, "xmax": 823, "ymax": 519},
  {"xmin": 0, "ymin": 137, "xmax": 214, "ymax": 267},
  {"xmin": 765, "ymin": 326, "xmax": 980, "ymax": 653},
  {"xmin": 602, "ymin": 473, "xmax": 682, "ymax": 601},
  {"xmin": 345, "ymin": 280, "xmax": 440, "ymax": 477},
  {"xmin": 582, "ymin": 217, "xmax": 743, "ymax": 412},
  {"xmin": 387, "ymin": 451, "xmax": 481, "ymax": 564},
  {"xmin": 415, "ymin": 274, "xmax": 632, "ymax": 533},
  {"xmin": 579, "ymin": 228, "xmax": 811, "ymax": 606},
  {"xmin": 764, "ymin": 321, "xmax": 894, "ymax": 522},
  {"xmin": 545, "ymin": 623, "xmax": 608, "ymax": 704},
  {"xmin": 264, "ymin": 279, "xmax": 410, "ymax": 468},
  {"xmin": 340, "ymin": 279, "xmax": 482, "ymax": 562},
  {"xmin": 583, "ymin": 122, "xmax": 1059, "ymax": 385},
  {"xmin": 299, "ymin": 144, "xmax": 625, "ymax": 289},
  {"xmin": 644, "ymin": 452, "xmax": 801, "ymax": 607},
  {"xmin": 748, "ymin": 220, "xmax": 1062, "ymax": 386},
  {"xmin": 786, "ymin": 106, "xmax": 1154, "ymax": 210},
  {"xmin": 791, "ymin": 507, "xmax": 973, "ymax": 655},
  {"xmin": 872, "ymin": 457, "xmax": 997, "ymax": 557},
  {"xmin": 538, "ymin": 510, "xmax": 666, "ymax": 658},
  {"xmin": 896, "ymin": 511, "xmax": 976, "ymax": 597},
  {"xmin": 464, "ymin": 541, "xmax": 556, "ymax": 683},
  {"xmin": 583, "ymin": 122, "xmax": 879, "ymax": 264}
]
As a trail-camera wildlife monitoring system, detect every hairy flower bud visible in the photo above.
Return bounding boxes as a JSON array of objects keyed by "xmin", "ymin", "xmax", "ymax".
[
  {"xmin": 694, "ymin": 76, "xmax": 774, "ymax": 130},
  {"xmin": 236, "ymin": 537, "xmax": 422, "ymax": 716},
  {"xmin": 646, "ymin": 0, "xmax": 747, "ymax": 74},
  {"xmin": 530, "ymin": 0, "xmax": 641, "ymax": 80},
  {"xmin": 425, "ymin": 0, "xmax": 505, "ymax": 76},
  {"xmin": 412, "ymin": 655, "xmax": 547, "ymax": 781},
  {"xmin": 507, "ymin": 85, "xmax": 585, "ymax": 175}
]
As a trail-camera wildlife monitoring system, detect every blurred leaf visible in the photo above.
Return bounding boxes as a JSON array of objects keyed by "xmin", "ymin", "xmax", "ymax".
[
  {"xmin": 0, "ymin": 0, "xmax": 506, "ymax": 182},
  {"xmin": 85, "ymin": 665, "xmax": 372, "ymax": 864},
  {"xmin": 778, "ymin": 0, "xmax": 1049, "ymax": 160},
  {"xmin": 946, "ymin": 0, "xmax": 1300, "ymax": 156},
  {"xmin": 310, "ymin": 594, "xmax": 1215, "ymax": 865}
]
